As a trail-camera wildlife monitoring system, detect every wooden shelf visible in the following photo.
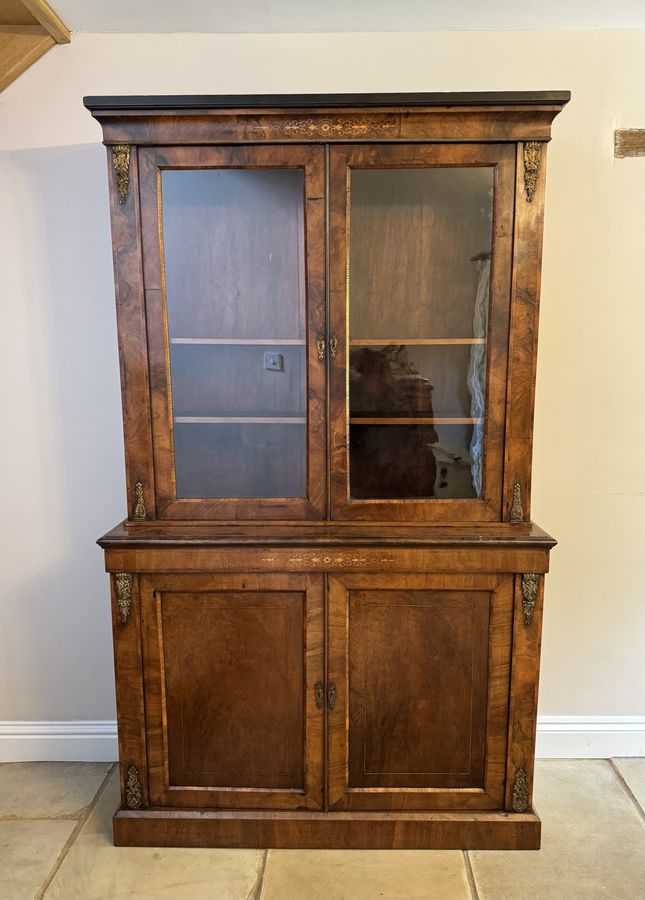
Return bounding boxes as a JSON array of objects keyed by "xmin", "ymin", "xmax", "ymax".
[
  {"xmin": 350, "ymin": 417, "xmax": 482, "ymax": 425},
  {"xmin": 171, "ymin": 338, "xmax": 306, "ymax": 346},
  {"xmin": 350, "ymin": 339, "xmax": 486, "ymax": 346},
  {"xmin": 175, "ymin": 416, "xmax": 306, "ymax": 425}
]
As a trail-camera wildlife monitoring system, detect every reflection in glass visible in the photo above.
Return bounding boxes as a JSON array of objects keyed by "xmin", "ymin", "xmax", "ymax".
[
  {"xmin": 161, "ymin": 168, "xmax": 307, "ymax": 499},
  {"xmin": 348, "ymin": 167, "xmax": 494, "ymax": 500},
  {"xmin": 467, "ymin": 257, "xmax": 490, "ymax": 496}
]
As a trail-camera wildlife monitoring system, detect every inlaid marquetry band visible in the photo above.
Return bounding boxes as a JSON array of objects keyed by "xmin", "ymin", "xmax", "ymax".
[
  {"xmin": 275, "ymin": 117, "xmax": 397, "ymax": 138},
  {"xmin": 287, "ymin": 552, "xmax": 393, "ymax": 568}
]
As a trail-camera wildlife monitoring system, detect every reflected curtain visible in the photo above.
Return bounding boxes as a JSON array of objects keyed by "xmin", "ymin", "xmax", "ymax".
[{"xmin": 467, "ymin": 259, "xmax": 490, "ymax": 497}]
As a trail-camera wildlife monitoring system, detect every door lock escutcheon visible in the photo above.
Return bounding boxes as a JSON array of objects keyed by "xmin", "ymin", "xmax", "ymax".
[
  {"xmin": 314, "ymin": 682, "xmax": 336, "ymax": 710},
  {"xmin": 316, "ymin": 336, "xmax": 338, "ymax": 361}
]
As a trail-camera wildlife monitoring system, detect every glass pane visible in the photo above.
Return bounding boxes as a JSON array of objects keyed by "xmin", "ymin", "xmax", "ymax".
[
  {"xmin": 348, "ymin": 167, "xmax": 493, "ymax": 500},
  {"xmin": 161, "ymin": 168, "xmax": 306, "ymax": 499}
]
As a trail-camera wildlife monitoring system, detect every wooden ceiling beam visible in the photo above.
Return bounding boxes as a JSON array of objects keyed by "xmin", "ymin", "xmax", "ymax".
[
  {"xmin": 18, "ymin": 0, "xmax": 70, "ymax": 43},
  {"xmin": 0, "ymin": 0, "xmax": 69, "ymax": 91},
  {"xmin": 0, "ymin": 27, "xmax": 53, "ymax": 91}
]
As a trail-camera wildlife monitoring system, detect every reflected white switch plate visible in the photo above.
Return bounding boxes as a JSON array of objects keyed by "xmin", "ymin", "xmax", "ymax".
[{"xmin": 264, "ymin": 352, "xmax": 283, "ymax": 371}]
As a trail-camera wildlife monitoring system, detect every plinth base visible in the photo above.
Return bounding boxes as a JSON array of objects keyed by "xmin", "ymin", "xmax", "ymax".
[{"xmin": 114, "ymin": 807, "xmax": 541, "ymax": 850}]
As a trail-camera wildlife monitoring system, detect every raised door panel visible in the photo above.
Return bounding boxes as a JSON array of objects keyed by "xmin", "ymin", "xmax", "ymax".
[
  {"xmin": 327, "ymin": 573, "xmax": 513, "ymax": 810},
  {"xmin": 349, "ymin": 590, "xmax": 489, "ymax": 789},
  {"xmin": 140, "ymin": 573, "xmax": 323, "ymax": 810},
  {"xmin": 138, "ymin": 144, "xmax": 326, "ymax": 520},
  {"xmin": 328, "ymin": 143, "xmax": 516, "ymax": 522}
]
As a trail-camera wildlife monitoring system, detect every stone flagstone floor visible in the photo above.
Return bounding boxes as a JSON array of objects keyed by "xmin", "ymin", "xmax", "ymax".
[{"xmin": 0, "ymin": 759, "xmax": 643, "ymax": 900}]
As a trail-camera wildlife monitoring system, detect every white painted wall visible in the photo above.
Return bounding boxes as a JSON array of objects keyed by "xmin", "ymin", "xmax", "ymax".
[
  {"xmin": 1, "ymin": 30, "xmax": 644, "ymax": 753},
  {"xmin": 50, "ymin": 0, "xmax": 645, "ymax": 33}
]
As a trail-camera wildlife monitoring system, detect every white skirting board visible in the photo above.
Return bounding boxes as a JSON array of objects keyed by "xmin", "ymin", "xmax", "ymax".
[
  {"xmin": 0, "ymin": 721, "xmax": 118, "ymax": 762},
  {"xmin": 0, "ymin": 717, "xmax": 643, "ymax": 762},
  {"xmin": 535, "ymin": 716, "xmax": 645, "ymax": 759}
]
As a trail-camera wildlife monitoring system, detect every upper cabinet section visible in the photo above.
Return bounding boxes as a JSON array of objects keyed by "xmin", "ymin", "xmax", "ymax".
[{"xmin": 85, "ymin": 92, "xmax": 569, "ymax": 523}]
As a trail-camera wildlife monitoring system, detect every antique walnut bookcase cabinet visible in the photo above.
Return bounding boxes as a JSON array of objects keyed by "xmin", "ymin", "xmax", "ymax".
[{"xmin": 86, "ymin": 91, "xmax": 569, "ymax": 850}]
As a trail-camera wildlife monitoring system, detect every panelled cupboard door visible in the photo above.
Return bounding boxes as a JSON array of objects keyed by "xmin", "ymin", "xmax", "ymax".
[
  {"xmin": 327, "ymin": 573, "xmax": 513, "ymax": 810},
  {"xmin": 329, "ymin": 144, "xmax": 516, "ymax": 521},
  {"xmin": 138, "ymin": 145, "xmax": 326, "ymax": 520},
  {"xmin": 139, "ymin": 573, "xmax": 324, "ymax": 810}
]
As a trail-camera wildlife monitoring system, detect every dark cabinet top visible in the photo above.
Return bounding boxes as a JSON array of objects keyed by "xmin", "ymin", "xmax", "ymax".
[
  {"xmin": 84, "ymin": 91, "xmax": 571, "ymax": 112},
  {"xmin": 98, "ymin": 520, "xmax": 556, "ymax": 549}
]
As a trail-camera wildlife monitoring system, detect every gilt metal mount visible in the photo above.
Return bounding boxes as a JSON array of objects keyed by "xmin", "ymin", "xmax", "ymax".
[
  {"xmin": 511, "ymin": 767, "xmax": 529, "ymax": 812},
  {"xmin": 314, "ymin": 682, "xmax": 324, "ymax": 709},
  {"xmin": 523, "ymin": 142, "xmax": 541, "ymax": 202},
  {"xmin": 112, "ymin": 145, "xmax": 131, "ymax": 204},
  {"xmin": 133, "ymin": 481, "xmax": 147, "ymax": 519},
  {"xmin": 510, "ymin": 483, "xmax": 524, "ymax": 522},
  {"xmin": 125, "ymin": 764, "xmax": 143, "ymax": 809},
  {"xmin": 327, "ymin": 683, "xmax": 336, "ymax": 710},
  {"xmin": 114, "ymin": 573, "xmax": 133, "ymax": 624},
  {"xmin": 521, "ymin": 574, "xmax": 539, "ymax": 626}
]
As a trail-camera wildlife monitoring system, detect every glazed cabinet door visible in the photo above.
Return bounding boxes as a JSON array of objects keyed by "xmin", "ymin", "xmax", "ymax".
[
  {"xmin": 138, "ymin": 145, "xmax": 326, "ymax": 520},
  {"xmin": 327, "ymin": 573, "xmax": 513, "ymax": 810},
  {"xmin": 329, "ymin": 144, "xmax": 516, "ymax": 521},
  {"xmin": 140, "ymin": 573, "xmax": 324, "ymax": 810}
]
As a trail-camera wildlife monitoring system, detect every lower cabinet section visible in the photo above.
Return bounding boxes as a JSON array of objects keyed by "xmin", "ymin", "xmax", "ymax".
[{"xmin": 107, "ymin": 539, "xmax": 549, "ymax": 849}]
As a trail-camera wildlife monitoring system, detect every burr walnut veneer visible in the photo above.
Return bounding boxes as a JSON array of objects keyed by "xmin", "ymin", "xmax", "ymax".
[{"xmin": 87, "ymin": 91, "xmax": 569, "ymax": 850}]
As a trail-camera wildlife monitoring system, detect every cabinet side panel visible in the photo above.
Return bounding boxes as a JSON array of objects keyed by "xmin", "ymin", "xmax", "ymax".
[
  {"xmin": 106, "ymin": 145, "xmax": 156, "ymax": 519},
  {"xmin": 110, "ymin": 572, "xmax": 148, "ymax": 808},
  {"xmin": 505, "ymin": 574, "xmax": 545, "ymax": 810},
  {"xmin": 503, "ymin": 142, "xmax": 547, "ymax": 521}
]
